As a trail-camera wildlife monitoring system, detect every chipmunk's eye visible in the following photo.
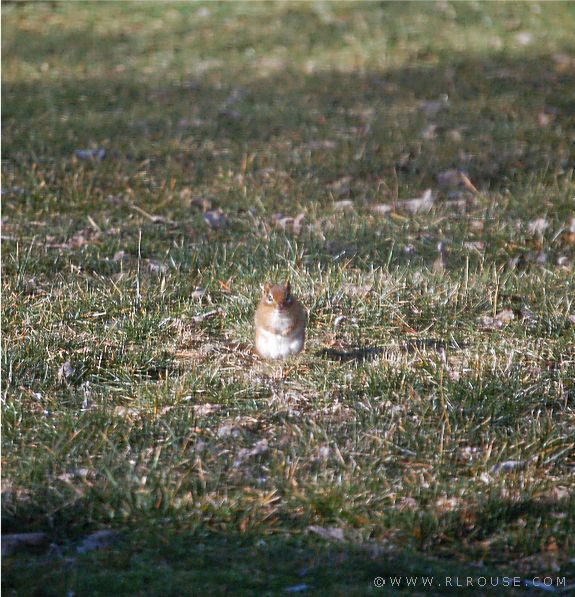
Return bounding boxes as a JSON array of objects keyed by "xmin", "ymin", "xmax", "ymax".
[
  {"xmin": 267, "ymin": 294, "xmax": 274, "ymax": 303},
  {"xmin": 285, "ymin": 296, "xmax": 292, "ymax": 305}
]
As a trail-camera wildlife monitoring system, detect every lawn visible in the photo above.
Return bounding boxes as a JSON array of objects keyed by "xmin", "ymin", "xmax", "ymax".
[{"xmin": 2, "ymin": 2, "xmax": 575, "ymax": 595}]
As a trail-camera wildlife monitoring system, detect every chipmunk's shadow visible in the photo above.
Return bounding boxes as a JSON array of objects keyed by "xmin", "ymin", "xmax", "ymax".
[{"xmin": 317, "ymin": 339, "xmax": 465, "ymax": 363}]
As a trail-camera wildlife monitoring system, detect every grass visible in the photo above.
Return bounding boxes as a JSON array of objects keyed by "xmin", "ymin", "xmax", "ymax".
[{"xmin": 2, "ymin": 1, "xmax": 575, "ymax": 594}]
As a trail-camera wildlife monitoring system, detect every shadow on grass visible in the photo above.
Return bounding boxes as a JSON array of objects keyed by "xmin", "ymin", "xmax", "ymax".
[
  {"xmin": 317, "ymin": 339, "xmax": 466, "ymax": 362},
  {"xmin": 2, "ymin": 523, "xmax": 548, "ymax": 596},
  {"xmin": 3, "ymin": 49, "xmax": 574, "ymax": 193}
]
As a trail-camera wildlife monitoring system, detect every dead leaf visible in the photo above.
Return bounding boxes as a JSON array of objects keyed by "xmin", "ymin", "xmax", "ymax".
[
  {"xmin": 463, "ymin": 241, "xmax": 485, "ymax": 251},
  {"xmin": 418, "ymin": 95, "xmax": 449, "ymax": 117},
  {"xmin": 533, "ymin": 251, "xmax": 547, "ymax": 265},
  {"xmin": 397, "ymin": 189, "xmax": 435, "ymax": 214},
  {"xmin": 508, "ymin": 254, "xmax": 528, "ymax": 271},
  {"xmin": 177, "ymin": 118, "xmax": 206, "ymax": 129},
  {"xmin": 218, "ymin": 108, "xmax": 241, "ymax": 120},
  {"xmin": 284, "ymin": 584, "xmax": 312, "ymax": 593},
  {"xmin": 435, "ymin": 497, "xmax": 461, "ymax": 513},
  {"xmin": 537, "ymin": 112, "xmax": 554, "ymax": 127},
  {"xmin": 341, "ymin": 283, "xmax": 372, "ymax": 296},
  {"xmin": 479, "ymin": 308, "xmax": 515, "ymax": 330},
  {"xmin": 494, "ymin": 309, "xmax": 515, "ymax": 324},
  {"xmin": 444, "ymin": 198, "xmax": 468, "ymax": 213},
  {"xmin": 233, "ymin": 439, "xmax": 269, "ymax": 467},
  {"xmin": 114, "ymin": 406, "xmax": 139, "ymax": 417},
  {"xmin": 130, "ymin": 204, "xmax": 173, "ymax": 224},
  {"xmin": 433, "ymin": 242, "xmax": 447, "ymax": 272},
  {"xmin": 370, "ymin": 204, "xmax": 392, "ymax": 216},
  {"xmin": 458, "ymin": 446, "xmax": 481, "ymax": 462},
  {"xmin": 189, "ymin": 195, "xmax": 214, "ymax": 212},
  {"xmin": 421, "ymin": 124, "xmax": 438, "ymax": 140},
  {"xmin": 447, "ymin": 128, "xmax": 463, "ymax": 142},
  {"xmin": 47, "ymin": 226, "xmax": 100, "ymax": 250},
  {"xmin": 307, "ymin": 525, "xmax": 345, "ymax": 542},
  {"xmin": 308, "ymin": 140, "xmax": 337, "ymax": 150},
  {"xmin": 495, "ymin": 308, "xmax": 515, "ymax": 324},
  {"xmin": 560, "ymin": 218, "xmax": 575, "ymax": 246},
  {"xmin": 203, "ymin": 209, "xmax": 227, "ymax": 229},
  {"xmin": 333, "ymin": 200, "xmax": 354, "ymax": 211},
  {"xmin": 327, "ymin": 176, "xmax": 352, "ymax": 196},
  {"xmin": 112, "ymin": 250, "xmax": 127, "ymax": 262},
  {"xmin": 272, "ymin": 212, "xmax": 305, "ymax": 235},
  {"xmin": 217, "ymin": 424, "xmax": 239, "ymax": 439},
  {"xmin": 57, "ymin": 361, "xmax": 75, "ymax": 382},
  {"xmin": 491, "ymin": 460, "xmax": 527, "ymax": 474},
  {"xmin": 57, "ymin": 468, "xmax": 91, "ymax": 482},
  {"xmin": 191, "ymin": 309, "xmax": 220, "ymax": 324},
  {"xmin": 191, "ymin": 403, "xmax": 221, "ymax": 416},
  {"xmin": 219, "ymin": 279, "xmax": 232, "ymax": 293},
  {"xmin": 333, "ymin": 315, "xmax": 347, "ymax": 329},
  {"xmin": 437, "ymin": 169, "xmax": 478, "ymax": 194},
  {"xmin": 515, "ymin": 31, "xmax": 533, "ymax": 46},
  {"xmin": 395, "ymin": 497, "xmax": 418, "ymax": 511},
  {"xmin": 1, "ymin": 186, "xmax": 25, "ymax": 197},
  {"xmin": 147, "ymin": 259, "xmax": 168, "ymax": 274},
  {"xmin": 293, "ymin": 212, "xmax": 305, "ymax": 234},
  {"xmin": 549, "ymin": 486, "xmax": 571, "ymax": 501},
  {"xmin": 188, "ymin": 288, "xmax": 205, "ymax": 302},
  {"xmin": 272, "ymin": 213, "xmax": 290, "ymax": 229},
  {"xmin": 527, "ymin": 217, "xmax": 549, "ymax": 237},
  {"xmin": 77, "ymin": 530, "xmax": 118, "ymax": 553},
  {"xmin": 1, "ymin": 533, "xmax": 50, "ymax": 556},
  {"xmin": 553, "ymin": 52, "xmax": 575, "ymax": 73},
  {"xmin": 519, "ymin": 306, "xmax": 537, "ymax": 324},
  {"xmin": 326, "ymin": 240, "xmax": 357, "ymax": 258},
  {"xmin": 546, "ymin": 535, "xmax": 560, "ymax": 554},
  {"xmin": 248, "ymin": 439, "xmax": 269, "ymax": 456},
  {"xmin": 74, "ymin": 148, "xmax": 106, "ymax": 161}
]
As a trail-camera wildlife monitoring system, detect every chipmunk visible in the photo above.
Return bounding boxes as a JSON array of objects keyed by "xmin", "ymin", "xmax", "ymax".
[{"xmin": 254, "ymin": 281, "xmax": 306, "ymax": 359}]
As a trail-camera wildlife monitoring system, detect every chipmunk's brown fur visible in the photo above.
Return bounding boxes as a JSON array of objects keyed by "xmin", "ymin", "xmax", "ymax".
[{"xmin": 254, "ymin": 281, "xmax": 306, "ymax": 359}]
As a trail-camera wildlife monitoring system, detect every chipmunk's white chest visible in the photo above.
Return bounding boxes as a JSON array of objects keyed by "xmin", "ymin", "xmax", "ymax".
[
  {"xmin": 256, "ymin": 310, "xmax": 305, "ymax": 360},
  {"xmin": 256, "ymin": 327, "xmax": 304, "ymax": 359},
  {"xmin": 267, "ymin": 310, "xmax": 293, "ymax": 333}
]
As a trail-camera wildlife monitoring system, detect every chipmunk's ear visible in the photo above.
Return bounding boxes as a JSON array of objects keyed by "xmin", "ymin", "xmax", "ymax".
[{"xmin": 263, "ymin": 282, "xmax": 271, "ymax": 294}]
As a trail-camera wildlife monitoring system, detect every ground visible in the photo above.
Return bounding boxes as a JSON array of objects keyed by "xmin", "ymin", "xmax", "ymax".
[{"xmin": 2, "ymin": 2, "xmax": 575, "ymax": 595}]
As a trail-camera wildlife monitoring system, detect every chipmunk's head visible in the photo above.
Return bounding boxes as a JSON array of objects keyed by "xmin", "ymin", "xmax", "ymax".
[{"xmin": 262, "ymin": 281, "xmax": 293, "ymax": 311}]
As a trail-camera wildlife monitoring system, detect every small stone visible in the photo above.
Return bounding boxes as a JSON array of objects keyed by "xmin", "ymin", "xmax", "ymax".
[{"xmin": 57, "ymin": 361, "xmax": 75, "ymax": 382}]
